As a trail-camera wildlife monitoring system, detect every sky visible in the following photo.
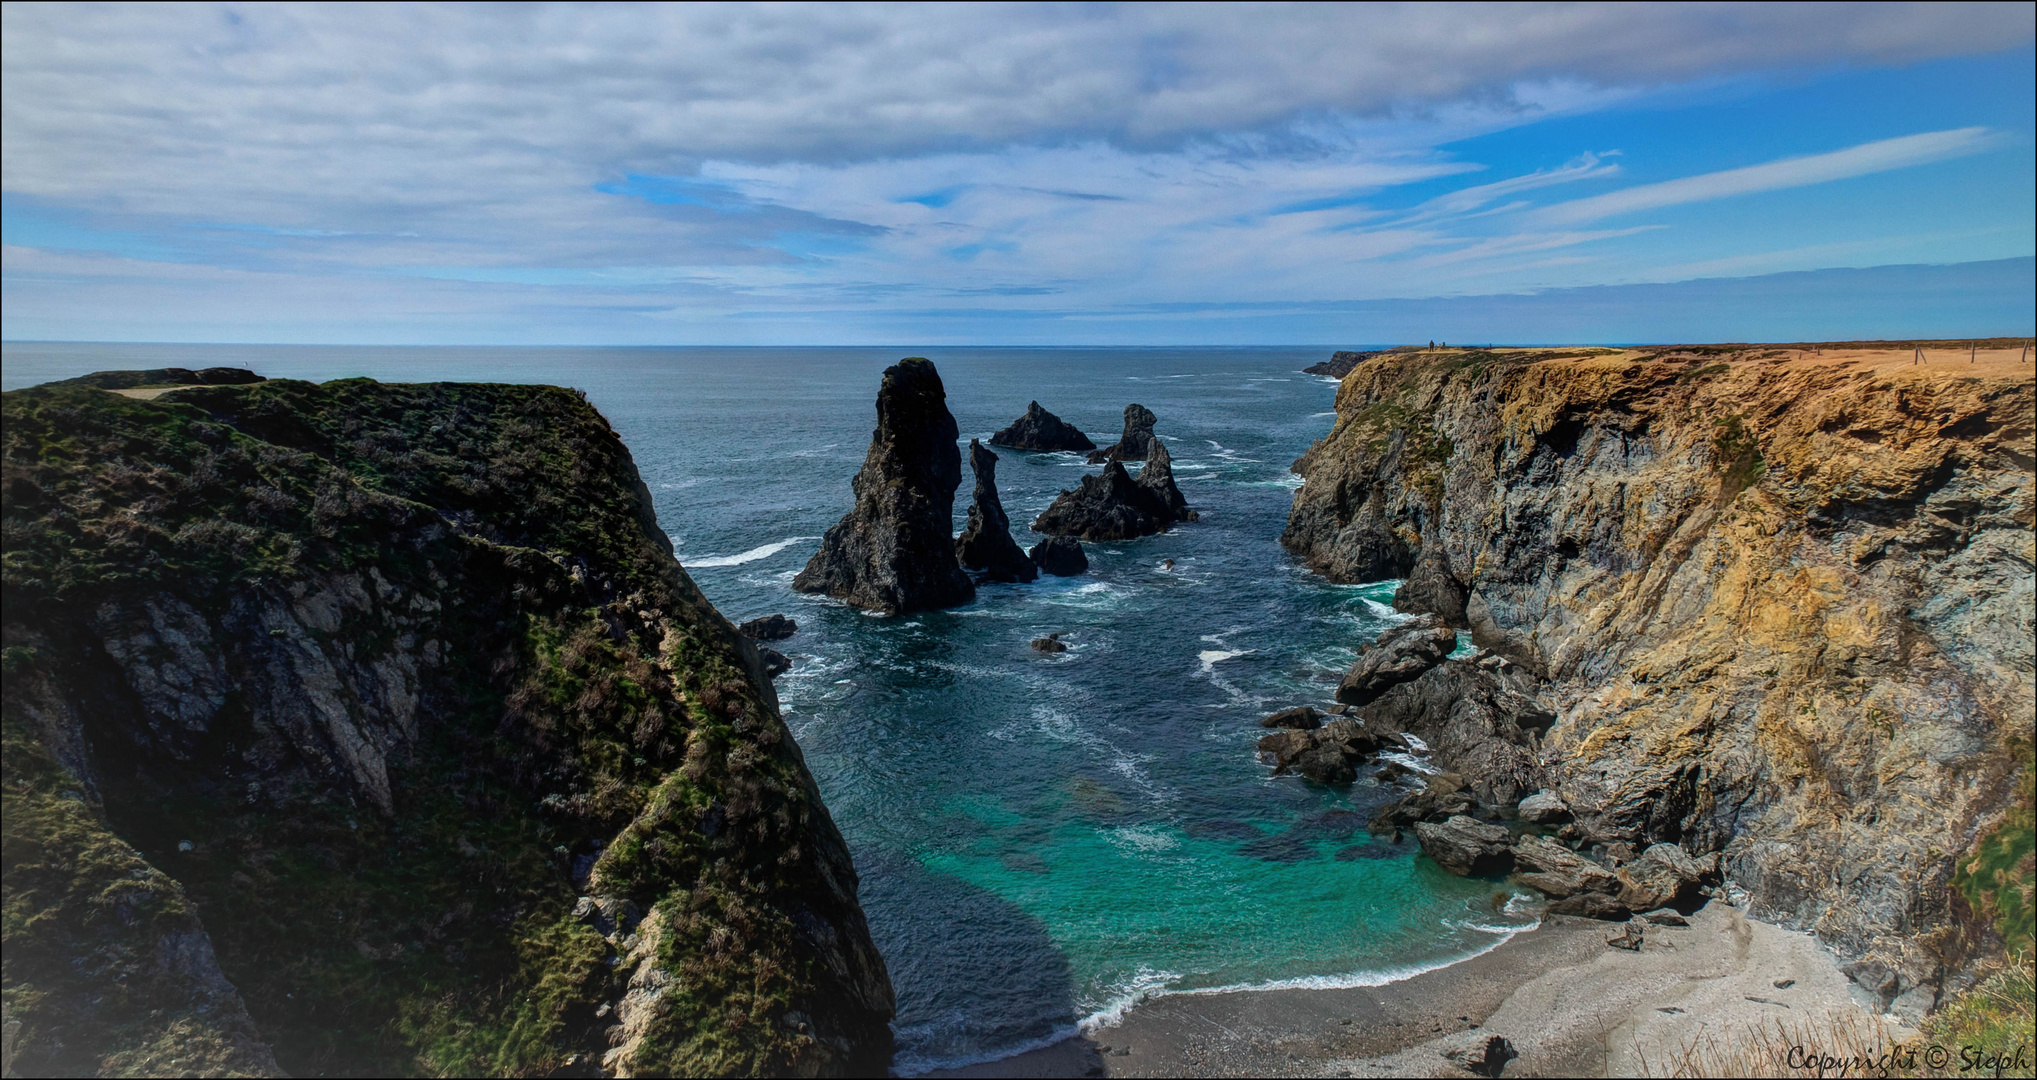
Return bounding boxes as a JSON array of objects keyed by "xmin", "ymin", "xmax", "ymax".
[{"xmin": 2, "ymin": 2, "xmax": 2033, "ymax": 345}]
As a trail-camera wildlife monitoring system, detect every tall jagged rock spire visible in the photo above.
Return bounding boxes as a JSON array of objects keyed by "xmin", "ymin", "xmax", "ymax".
[
  {"xmin": 794, "ymin": 358, "xmax": 976, "ymax": 614},
  {"xmin": 956, "ymin": 439, "xmax": 1039, "ymax": 583},
  {"xmin": 1087, "ymin": 403, "xmax": 1159, "ymax": 463}
]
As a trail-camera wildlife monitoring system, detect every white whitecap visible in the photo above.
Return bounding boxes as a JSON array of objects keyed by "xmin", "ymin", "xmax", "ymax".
[
  {"xmin": 1197, "ymin": 648, "xmax": 1248, "ymax": 673},
  {"xmin": 1380, "ymin": 750, "xmax": 1440, "ymax": 775},
  {"xmin": 687, "ymin": 536, "xmax": 817, "ymax": 568}
]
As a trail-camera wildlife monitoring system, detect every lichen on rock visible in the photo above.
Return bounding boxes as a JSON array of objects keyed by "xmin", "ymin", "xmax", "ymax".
[{"xmin": 1285, "ymin": 344, "xmax": 2036, "ymax": 1006}]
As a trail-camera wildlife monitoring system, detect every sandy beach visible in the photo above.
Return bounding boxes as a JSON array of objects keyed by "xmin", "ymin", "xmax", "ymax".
[{"xmin": 929, "ymin": 901, "xmax": 1892, "ymax": 1078}]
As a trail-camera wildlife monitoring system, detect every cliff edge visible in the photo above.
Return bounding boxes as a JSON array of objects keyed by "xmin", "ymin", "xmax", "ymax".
[
  {"xmin": 1285, "ymin": 344, "xmax": 2035, "ymax": 1014},
  {"xmin": 1, "ymin": 375, "xmax": 894, "ymax": 1076}
]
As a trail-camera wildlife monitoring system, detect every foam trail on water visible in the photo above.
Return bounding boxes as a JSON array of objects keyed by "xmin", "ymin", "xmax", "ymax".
[{"xmin": 687, "ymin": 536, "xmax": 816, "ymax": 568}]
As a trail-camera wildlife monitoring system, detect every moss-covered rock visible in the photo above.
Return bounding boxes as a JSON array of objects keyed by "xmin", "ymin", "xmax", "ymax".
[{"xmin": 2, "ymin": 375, "xmax": 892, "ymax": 1076}]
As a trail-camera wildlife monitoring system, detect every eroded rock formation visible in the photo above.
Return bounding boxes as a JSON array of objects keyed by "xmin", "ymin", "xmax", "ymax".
[
  {"xmin": 1086, "ymin": 403, "xmax": 1159, "ymax": 463},
  {"xmin": 2, "ymin": 374, "xmax": 894, "ymax": 1076},
  {"xmin": 955, "ymin": 439, "xmax": 1038, "ymax": 583},
  {"xmin": 1028, "ymin": 536, "xmax": 1088, "ymax": 576},
  {"xmin": 990, "ymin": 401, "xmax": 1095, "ymax": 452},
  {"xmin": 795, "ymin": 357, "xmax": 975, "ymax": 614},
  {"xmin": 1286, "ymin": 344, "xmax": 2035, "ymax": 1009},
  {"xmin": 1033, "ymin": 442, "xmax": 1195, "ymax": 541}
]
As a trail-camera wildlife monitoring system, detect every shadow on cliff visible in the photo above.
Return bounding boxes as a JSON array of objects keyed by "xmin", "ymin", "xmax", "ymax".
[{"xmin": 856, "ymin": 852, "xmax": 1087, "ymax": 1074}]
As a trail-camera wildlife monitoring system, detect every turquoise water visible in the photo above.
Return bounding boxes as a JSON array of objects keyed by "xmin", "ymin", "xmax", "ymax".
[{"xmin": 2, "ymin": 343, "xmax": 1537, "ymax": 1074}]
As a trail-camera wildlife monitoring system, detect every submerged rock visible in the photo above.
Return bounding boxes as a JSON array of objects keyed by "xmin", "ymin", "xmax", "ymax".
[
  {"xmin": 759, "ymin": 647, "xmax": 793, "ymax": 679},
  {"xmin": 1413, "ymin": 815, "xmax": 1514, "ymax": 876},
  {"xmin": 1336, "ymin": 614, "xmax": 1457, "ymax": 705},
  {"xmin": 794, "ymin": 358, "xmax": 976, "ymax": 614},
  {"xmin": 1032, "ymin": 444, "xmax": 1195, "ymax": 542},
  {"xmin": 738, "ymin": 614, "xmax": 799, "ymax": 641},
  {"xmin": 1031, "ymin": 634, "xmax": 1068, "ymax": 653},
  {"xmin": 990, "ymin": 401, "xmax": 1095, "ymax": 452},
  {"xmin": 1028, "ymin": 535, "xmax": 1088, "ymax": 576},
  {"xmin": 955, "ymin": 440, "xmax": 1038, "ymax": 583},
  {"xmin": 1086, "ymin": 403, "xmax": 1159, "ymax": 463}
]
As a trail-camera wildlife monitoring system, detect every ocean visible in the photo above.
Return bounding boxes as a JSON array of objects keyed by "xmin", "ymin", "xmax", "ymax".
[{"xmin": 1, "ymin": 343, "xmax": 1537, "ymax": 1074}]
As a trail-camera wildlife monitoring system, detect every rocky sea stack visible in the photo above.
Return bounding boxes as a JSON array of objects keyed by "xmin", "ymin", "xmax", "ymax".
[
  {"xmin": 955, "ymin": 439, "xmax": 1038, "ymax": 583},
  {"xmin": 794, "ymin": 358, "xmax": 976, "ymax": 614},
  {"xmin": 989, "ymin": 401, "xmax": 1095, "ymax": 452},
  {"xmin": 1, "ymin": 373, "xmax": 894, "ymax": 1076},
  {"xmin": 1027, "ymin": 535, "xmax": 1088, "ymax": 576},
  {"xmin": 1086, "ymin": 403, "xmax": 1159, "ymax": 463},
  {"xmin": 1033, "ymin": 439, "xmax": 1195, "ymax": 541}
]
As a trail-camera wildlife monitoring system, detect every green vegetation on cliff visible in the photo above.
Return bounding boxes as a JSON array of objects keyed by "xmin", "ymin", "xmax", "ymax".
[{"xmin": 2, "ymin": 375, "xmax": 892, "ymax": 1076}]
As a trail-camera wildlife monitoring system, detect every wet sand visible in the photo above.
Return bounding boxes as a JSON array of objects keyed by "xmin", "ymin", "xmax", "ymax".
[{"xmin": 927, "ymin": 902, "xmax": 1886, "ymax": 1078}]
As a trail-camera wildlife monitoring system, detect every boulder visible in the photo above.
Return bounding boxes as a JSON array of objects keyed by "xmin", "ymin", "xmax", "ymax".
[
  {"xmin": 1031, "ymin": 460, "xmax": 1177, "ymax": 541},
  {"xmin": 1606, "ymin": 923, "xmax": 1645, "ymax": 950},
  {"xmin": 1260, "ymin": 705, "xmax": 1323, "ymax": 730},
  {"xmin": 1087, "ymin": 403, "xmax": 1159, "ymax": 463},
  {"xmin": 955, "ymin": 440, "xmax": 1039, "ymax": 583},
  {"xmin": 1257, "ymin": 718, "xmax": 1386, "ymax": 786},
  {"xmin": 759, "ymin": 647, "xmax": 792, "ymax": 679},
  {"xmin": 1393, "ymin": 542, "xmax": 1470, "ymax": 626},
  {"xmin": 1516, "ymin": 790, "xmax": 1571, "ymax": 824},
  {"xmin": 1030, "ymin": 635, "xmax": 1068, "ymax": 654},
  {"xmin": 1642, "ymin": 910, "xmax": 1689, "ymax": 927},
  {"xmin": 737, "ymin": 614, "xmax": 798, "ymax": 641},
  {"xmin": 1441, "ymin": 1033, "xmax": 1519, "ymax": 1078},
  {"xmin": 1413, "ymin": 815, "xmax": 1514, "ymax": 876},
  {"xmin": 1370, "ymin": 773, "xmax": 1476, "ymax": 832},
  {"xmin": 793, "ymin": 358, "xmax": 976, "ymax": 614},
  {"xmin": 1337, "ymin": 614, "xmax": 1458, "ymax": 706},
  {"xmin": 1028, "ymin": 535, "xmax": 1088, "ymax": 576},
  {"xmin": 1511, "ymin": 835, "xmax": 1620, "ymax": 900},
  {"xmin": 989, "ymin": 401, "xmax": 1095, "ymax": 452},
  {"xmin": 1616, "ymin": 843, "xmax": 1716, "ymax": 912}
]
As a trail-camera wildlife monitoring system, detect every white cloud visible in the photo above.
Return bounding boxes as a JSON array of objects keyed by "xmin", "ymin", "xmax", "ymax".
[
  {"xmin": 1534, "ymin": 128, "xmax": 2000, "ymax": 224},
  {"xmin": 1, "ymin": 3, "xmax": 2030, "ymax": 340}
]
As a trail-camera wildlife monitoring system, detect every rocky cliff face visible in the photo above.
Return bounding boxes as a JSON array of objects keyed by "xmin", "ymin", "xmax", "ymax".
[
  {"xmin": 2, "ymin": 375, "xmax": 894, "ymax": 1076},
  {"xmin": 956, "ymin": 439, "xmax": 1037, "ymax": 583},
  {"xmin": 795, "ymin": 358, "xmax": 975, "ymax": 615},
  {"xmin": 1285, "ymin": 346, "xmax": 2034, "ymax": 1013}
]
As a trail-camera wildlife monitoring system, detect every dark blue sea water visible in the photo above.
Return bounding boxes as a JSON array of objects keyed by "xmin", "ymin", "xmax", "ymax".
[{"xmin": 2, "ymin": 343, "xmax": 1536, "ymax": 1074}]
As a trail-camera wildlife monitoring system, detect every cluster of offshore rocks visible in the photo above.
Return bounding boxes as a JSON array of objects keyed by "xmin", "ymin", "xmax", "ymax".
[
  {"xmin": 1257, "ymin": 615, "xmax": 1722, "ymax": 928},
  {"xmin": 791, "ymin": 359, "xmax": 1195, "ymax": 615}
]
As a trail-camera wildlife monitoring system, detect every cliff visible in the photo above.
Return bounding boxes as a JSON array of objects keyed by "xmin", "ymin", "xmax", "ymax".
[
  {"xmin": 1, "ymin": 375, "xmax": 894, "ymax": 1076},
  {"xmin": 1285, "ymin": 345, "xmax": 2035, "ymax": 1013}
]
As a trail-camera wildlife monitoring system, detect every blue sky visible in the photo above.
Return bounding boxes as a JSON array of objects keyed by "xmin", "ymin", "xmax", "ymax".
[{"xmin": 2, "ymin": 3, "xmax": 2032, "ymax": 345}]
